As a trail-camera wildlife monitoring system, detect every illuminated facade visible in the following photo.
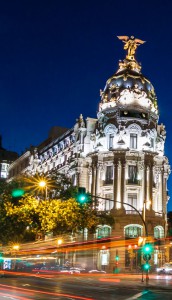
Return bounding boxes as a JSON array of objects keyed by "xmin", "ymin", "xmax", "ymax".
[
  {"xmin": 8, "ymin": 37, "xmax": 170, "ymax": 270},
  {"xmin": 0, "ymin": 136, "xmax": 18, "ymax": 180}
]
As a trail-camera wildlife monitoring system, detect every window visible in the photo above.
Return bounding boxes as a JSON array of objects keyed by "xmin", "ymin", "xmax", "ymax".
[
  {"xmin": 105, "ymin": 166, "xmax": 113, "ymax": 183},
  {"xmin": 127, "ymin": 193, "xmax": 137, "ymax": 211},
  {"xmin": 1, "ymin": 164, "xmax": 6, "ymax": 171},
  {"xmin": 151, "ymin": 138, "xmax": 154, "ymax": 149},
  {"xmin": 154, "ymin": 226, "xmax": 164, "ymax": 239},
  {"xmin": 109, "ymin": 134, "xmax": 114, "ymax": 149},
  {"xmin": 128, "ymin": 165, "xmax": 137, "ymax": 183},
  {"xmin": 125, "ymin": 225, "xmax": 142, "ymax": 238},
  {"xmin": 97, "ymin": 226, "xmax": 111, "ymax": 239},
  {"xmin": 71, "ymin": 174, "xmax": 76, "ymax": 186},
  {"xmin": 104, "ymin": 194, "xmax": 113, "ymax": 210},
  {"xmin": 130, "ymin": 133, "xmax": 137, "ymax": 149}
]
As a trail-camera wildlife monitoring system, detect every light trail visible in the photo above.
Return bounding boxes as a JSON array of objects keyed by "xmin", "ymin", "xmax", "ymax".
[{"xmin": 0, "ymin": 284, "xmax": 94, "ymax": 300}]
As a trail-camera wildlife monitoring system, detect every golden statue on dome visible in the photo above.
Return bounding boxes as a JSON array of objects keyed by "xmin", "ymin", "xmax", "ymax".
[{"xmin": 117, "ymin": 36, "xmax": 145, "ymax": 60}]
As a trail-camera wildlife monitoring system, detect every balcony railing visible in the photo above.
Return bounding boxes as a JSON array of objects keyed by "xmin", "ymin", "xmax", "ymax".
[
  {"xmin": 126, "ymin": 210, "xmax": 142, "ymax": 215},
  {"xmin": 127, "ymin": 179, "xmax": 140, "ymax": 185},
  {"xmin": 103, "ymin": 179, "xmax": 113, "ymax": 185}
]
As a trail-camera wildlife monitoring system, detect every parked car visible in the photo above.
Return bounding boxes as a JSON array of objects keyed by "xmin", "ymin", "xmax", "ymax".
[{"xmin": 156, "ymin": 263, "xmax": 172, "ymax": 274}]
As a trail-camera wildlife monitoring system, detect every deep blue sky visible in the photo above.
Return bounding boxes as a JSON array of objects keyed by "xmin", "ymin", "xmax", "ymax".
[{"xmin": 0, "ymin": 0, "xmax": 172, "ymax": 210}]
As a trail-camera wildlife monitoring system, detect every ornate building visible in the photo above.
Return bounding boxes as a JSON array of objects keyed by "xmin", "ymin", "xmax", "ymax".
[
  {"xmin": 8, "ymin": 37, "xmax": 170, "ymax": 270},
  {"xmin": 0, "ymin": 136, "xmax": 18, "ymax": 180}
]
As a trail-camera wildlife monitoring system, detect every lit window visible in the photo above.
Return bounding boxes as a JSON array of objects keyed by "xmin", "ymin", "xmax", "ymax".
[
  {"xmin": 97, "ymin": 226, "xmax": 111, "ymax": 238},
  {"xmin": 103, "ymin": 194, "xmax": 113, "ymax": 210},
  {"xmin": 130, "ymin": 133, "xmax": 137, "ymax": 149},
  {"xmin": 128, "ymin": 165, "xmax": 137, "ymax": 183},
  {"xmin": 154, "ymin": 226, "xmax": 164, "ymax": 239},
  {"xmin": 105, "ymin": 166, "xmax": 113, "ymax": 183},
  {"xmin": 125, "ymin": 225, "xmax": 141, "ymax": 238},
  {"xmin": 127, "ymin": 193, "xmax": 137, "ymax": 211}
]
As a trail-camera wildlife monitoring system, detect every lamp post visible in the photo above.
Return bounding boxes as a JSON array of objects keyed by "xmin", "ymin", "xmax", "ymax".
[
  {"xmin": 12, "ymin": 244, "xmax": 20, "ymax": 270},
  {"xmin": 38, "ymin": 180, "xmax": 47, "ymax": 200},
  {"xmin": 57, "ymin": 239, "xmax": 63, "ymax": 266}
]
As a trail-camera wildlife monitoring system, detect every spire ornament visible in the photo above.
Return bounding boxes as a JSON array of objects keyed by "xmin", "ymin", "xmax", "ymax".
[{"xmin": 117, "ymin": 36, "xmax": 145, "ymax": 61}]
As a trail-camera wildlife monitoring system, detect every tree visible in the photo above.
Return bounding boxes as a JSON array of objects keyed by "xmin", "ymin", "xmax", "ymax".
[{"xmin": 0, "ymin": 174, "xmax": 115, "ymax": 244}]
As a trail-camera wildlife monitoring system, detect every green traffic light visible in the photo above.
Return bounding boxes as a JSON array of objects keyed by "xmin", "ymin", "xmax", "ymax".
[
  {"xmin": 76, "ymin": 187, "xmax": 89, "ymax": 204},
  {"xmin": 78, "ymin": 194, "xmax": 87, "ymax": 202},
  {"xmin": 115, "ymin": 256, "xmax": 119, "ymax": 261},
  {"xmin": 143, "ymin": 243, "xmax": 152, "ymax": 254},
  {"xmin": 143, "ymin": 263, "xmax": 150, "ymax": 270},
  {"xmin": 11, "ymin": 189, "xmax": 25, "ymax": 198}
]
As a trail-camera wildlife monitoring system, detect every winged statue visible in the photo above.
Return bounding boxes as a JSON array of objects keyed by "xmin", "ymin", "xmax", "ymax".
[{"xmin": 117, "ymin": 36, "xmax": 146, "ymax": 59}]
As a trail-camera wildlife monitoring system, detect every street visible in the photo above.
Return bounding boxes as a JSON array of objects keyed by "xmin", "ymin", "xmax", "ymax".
[{"xmin": 0, "ymin": 272, "xmax": 172, "ymax": 299}]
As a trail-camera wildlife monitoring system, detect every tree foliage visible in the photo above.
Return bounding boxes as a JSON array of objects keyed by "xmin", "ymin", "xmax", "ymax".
[{"xmin": 0, "ymin": 172, "xmax": 115, "ymax": 245}]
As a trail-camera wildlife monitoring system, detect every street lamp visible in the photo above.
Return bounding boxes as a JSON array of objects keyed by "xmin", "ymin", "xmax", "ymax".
[
  {"xmin": 38, "ymin": 180, "xmax": 47, "ymax": 200},
  {"xmin": 13, "ymin": 244, "xmax": 20, "ymax": 251},
  {"xmin": 12, "ymin": 244, "xmax": 20, "ymax": 270},
  {"xmin": 57, "ymin": 239, "xmax": 63, "ymax": 266},
  {"xmin": 57, "ymin": 239, "xmax": 63, "ymax": 246}
]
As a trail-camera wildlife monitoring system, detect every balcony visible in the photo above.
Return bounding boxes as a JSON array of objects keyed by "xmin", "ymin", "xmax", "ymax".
[
  {"xmin": 126, "ymin": 210, "xmax": 142, "ymax": 215},
  {"xmin": 127, "ymin": 179, "xmax": 140, "ymax": 185},
  {"xmin": 103, "ymin": 179, "xmax": 113, "ymax": 185}
]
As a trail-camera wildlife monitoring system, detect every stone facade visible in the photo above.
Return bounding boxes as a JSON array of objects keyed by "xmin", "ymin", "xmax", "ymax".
[
  {"xmin": 8, "ymin": 38, "xmax": 170, "ymax": 271},
  {"xmin": 0, "ymin": 136, "xmax": 18, "ymax": 180}
]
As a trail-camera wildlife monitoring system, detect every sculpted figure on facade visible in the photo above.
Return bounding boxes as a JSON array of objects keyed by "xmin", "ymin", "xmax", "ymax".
[
  {"xmin": 32, "ymin": 148, "xmax": 40, "ymax": 171},
  {"xmin": 79, "ymin": 114, "xmax": 86, "ymax": 128},
  {"xmin": 117, "ymin": 35, "xmax": 145, "ymax": 60}
]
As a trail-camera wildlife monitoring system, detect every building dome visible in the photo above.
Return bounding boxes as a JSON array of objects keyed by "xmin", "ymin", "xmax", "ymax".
[{"xmin": 99, "ymin": 36, "xmax": 158, "ymax": 116}]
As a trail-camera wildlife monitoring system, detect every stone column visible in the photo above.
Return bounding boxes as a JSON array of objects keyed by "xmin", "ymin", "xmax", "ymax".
[
  {"xmin": 158, "ymin": 169, "xmax": 163, "ymax": 212},
  {"xmin": 94, "ymin": 162, "xmax": 98, "ymax": 196},
  {"xmin": 113, "ymin": 159, "xmax": 118, "ymax": 209},
  {"xmin": 144, "ymin": 163, "xmax": 147, "ymax": 206},
  {"xmin": 149, "ymin": 163, "xmax": 153, "ymax": 210},
  {"xmin": 161, "ymin": 169, "xmax": 164, "ymax": 213},
  {"xmin": 121, "ymin": 160, "xmax": 126, "ymax": 207},
  {"xmin": 88, "ymin": 167, "xmax": 92, "ymax": 193},
  {"xmin": 91, "ymin": 164, "xmax": 95, "ymax": 196},
  {"xmin": 116, "ymin": 160, "xmax": 121, "ymax": 209}
]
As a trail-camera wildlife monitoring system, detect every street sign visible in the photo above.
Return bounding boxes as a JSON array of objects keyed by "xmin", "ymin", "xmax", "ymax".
[{"xmin": 143, "ymin": 254, "xmax": 151, "ymax": 261}]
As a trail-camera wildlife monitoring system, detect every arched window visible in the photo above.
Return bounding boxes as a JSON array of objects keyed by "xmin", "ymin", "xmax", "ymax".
[
  {"xmin": 97, "ymin": 225, "xmax": 111, "ymax": 239},
  {"xmin": 124, "ymin": 224, "xmax": 143, "ymax": 238},
  {"xmin": 154, "ymin": 226, "xmax": 164, "ymax": 239}
]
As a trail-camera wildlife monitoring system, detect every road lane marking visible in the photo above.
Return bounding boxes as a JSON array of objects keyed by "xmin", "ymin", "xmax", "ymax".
[
  {"xmin": 0, "ymin": 284, "xmax": 94, "ymax": 300},
  {"xmin": 125, "ymin": 290, "xmax": 149, "ymax": 300}
]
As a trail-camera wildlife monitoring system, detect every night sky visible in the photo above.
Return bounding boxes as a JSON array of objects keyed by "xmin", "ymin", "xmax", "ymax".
[{"xmin": 1, "ymin": 0, "xmax": 172, "ymax": 210}]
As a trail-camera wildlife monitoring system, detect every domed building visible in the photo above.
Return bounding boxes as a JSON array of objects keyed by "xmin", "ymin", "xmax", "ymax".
[{"xmin": 8, "ymin": 37, "xmax": 170, "ymax": 271}]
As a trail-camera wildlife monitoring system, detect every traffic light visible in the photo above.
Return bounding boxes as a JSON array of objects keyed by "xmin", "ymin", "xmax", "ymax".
[
  {"xmin": 115, "ymin": 249, "xmax": 119, "ymax": 262},
  {"xmin": 143, "ymin": 243, "xmax": 152, "ymax": 254},
  {"xmin": 143, "ymin": 262, "xmax": 150, "ymax": 271},
  {"xmin": 76, "ymin": 187, "xmax": 89, "ymax": 204},
  {"xmin": 115, "ymin": 255, "xmax": 119, "ymax": 261},
  {"xmin": 11, "ymin": 189, "xmax": 25, "ymax": 198},
  {"xmin": 0, "ymin": 252, "xmax": 3, "ymax": 262},
  {"xmin": 142, "ymin": 243, "xmax": 153, "ymax": 262}
]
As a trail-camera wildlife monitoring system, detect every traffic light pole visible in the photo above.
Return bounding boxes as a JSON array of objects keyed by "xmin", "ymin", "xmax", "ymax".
[
  {"xmin": 91, "ymin": 195, "xmax": 148, "ymax": 237},
  {"xmin": 91, "ymin": 194, "xmax": 151, "ymax": 285}
]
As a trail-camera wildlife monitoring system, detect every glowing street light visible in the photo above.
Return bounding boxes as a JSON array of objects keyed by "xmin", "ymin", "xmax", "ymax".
[
  {"xmin": 13, "ymin": 244, "xmax": 20, "ymax": 251},
  {"xmin": 57, "ymin": 239, "xmax": 63, "ymax": 246},
  {"xmin": 38, "ymin": 180, "xmax": 47, "ymax": 199}
]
